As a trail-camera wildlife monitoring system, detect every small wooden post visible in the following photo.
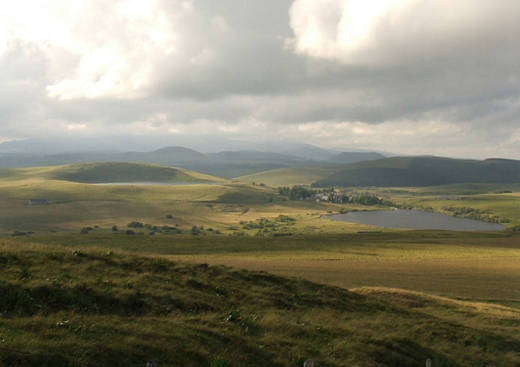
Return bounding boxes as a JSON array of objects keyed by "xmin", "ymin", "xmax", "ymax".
[
  {"xmin": 303, "ymin": 359, "xmax": 314, "ymax": 367},
  {"xmin": 146, "ymin": 361, "xmax": 158, "ymax": 367},
  {"xmin": 426, "ymin": 358, "xmax": 432, "ymax": 367}
]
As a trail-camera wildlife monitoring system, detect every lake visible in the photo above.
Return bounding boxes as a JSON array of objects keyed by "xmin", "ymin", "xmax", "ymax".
[
  {"xmin": 326, "ymin": 209, "xmax": 504, "ymax": 231},
  {"xmin": 92, "ymin": 182, "xmax": 213, "ymax": 186}
]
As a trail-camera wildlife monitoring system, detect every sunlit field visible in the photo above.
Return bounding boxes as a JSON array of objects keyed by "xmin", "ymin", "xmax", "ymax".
[{"xmin": 2, "ymin": 165, "xmax": 520, "ymax": 365}]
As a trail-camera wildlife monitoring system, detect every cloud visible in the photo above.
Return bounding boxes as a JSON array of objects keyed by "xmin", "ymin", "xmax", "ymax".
[
  {"xmin": 1, "ymin": 0, "xmax": 191, "ymax": 100},
  {"xmin": 0, "ymin": 0, "xmax": 519, "ymax": 159},
  {"xmin": 289, "ymin": 0, "xmax": 520, "ymax": 65}
]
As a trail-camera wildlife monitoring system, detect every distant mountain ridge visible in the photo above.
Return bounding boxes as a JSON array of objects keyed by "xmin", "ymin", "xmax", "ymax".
[
  {"xmin": 0, "ymin": 146, "xmax": 322, "ymax": 178},
  {"xmin": 282, "ymin": 144, "xmax": 339, "ymax": 161},
  {"xmin": 4, "ymin": 145, "xmax": 515, "ymax": 186},
  {"xmin": 329, "ymin": 151, "xmax": 385, "ymax": 164},
  {"xmin": 312, "ymin": 156, "xmax": 520, "ymax": 187}
]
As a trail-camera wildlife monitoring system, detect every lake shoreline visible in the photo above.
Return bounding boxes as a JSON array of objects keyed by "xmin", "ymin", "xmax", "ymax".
[{"xmin": 324, "ymin": 209, "xmax": 505, "ymax": 231}]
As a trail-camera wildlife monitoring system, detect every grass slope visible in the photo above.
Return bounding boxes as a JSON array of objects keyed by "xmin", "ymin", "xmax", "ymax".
[
  {"xmin": 48, "ymin": 162, "xmax": 223, "ymax": 184},
  {"xmin": 313, "ymin": 156, "xmax": 520, "ymax": 187},
  {"xmin": 13, "ymin": 231, "xmax": 520, "ymax": 303},
  {"xmin": 236, "ymin": 166, "xmax": 339, "ymax": 186},
  {"xmin": 0, "ymin": 163, "xmax": 226, "ymax": 184},
  {"xmin": 0, "ymin": 241, "xmax": 519, "ymax": 366}
]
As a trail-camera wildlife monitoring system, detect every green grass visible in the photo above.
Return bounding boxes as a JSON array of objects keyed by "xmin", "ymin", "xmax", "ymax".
[
  {"xmin": 0, "ymin": 166, "xmax": 358, "ymax": 238},
  {"xmin": 0, "ymin": 169, "xmax": 289, "ymax": 233},
  {"xmin": 313, "ymin": 156, "xmax": 520, "ymax": 187},
  {"xmin": 2, "ymin": 165, "xmax": 520, "ymax": 365},
  {"xmin": 11, "ymin": 231, "xmax": 520, "ymax": 303},
  {"xmin": 2, "ymin": 166, "xmax": 520, "ymax": 305},
  {"xmin": 236, "ymin": 166, "xmax": 339, "ymax": 186},
  {"xmin": 0, "ymin": 162, "xmax": 226, "ymax": 184},
  {"xmin": 0, "ymin": 241, "xmax": 519, "ymax": 366}
]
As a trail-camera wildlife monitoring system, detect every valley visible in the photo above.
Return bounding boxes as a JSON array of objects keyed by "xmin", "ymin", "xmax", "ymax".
[{"xmin": 1, "ymin": 157, "xmax": 520, "ymax": 366}]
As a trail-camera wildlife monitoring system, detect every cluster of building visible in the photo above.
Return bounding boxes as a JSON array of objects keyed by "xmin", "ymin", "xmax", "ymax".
[{"xmin": 309, "ymin": 190, "xmax": 345, "ymax": 203}]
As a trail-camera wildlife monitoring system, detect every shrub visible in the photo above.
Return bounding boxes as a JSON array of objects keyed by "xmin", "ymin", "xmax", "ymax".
[
  {"xmin": 273, "ymin": 232, "xmax": 293, "ymax": 237},
  {"xmin": 276, "ymin": 215, "xmax": 296, "ymax": 223},
  {"xmin": 278, "ymin": 185, "xmax": 315, "ymax": 200},
  {"xmin": 226, "ymin": 310, "xmax": 241, "ymax": 323},
  {"xmin": 127, "ymin": 221, "xmax": 144, "ymax": 228},
  {"xmin": 19, "ymin": 268, "xmax": 32, "ymax": 281}
]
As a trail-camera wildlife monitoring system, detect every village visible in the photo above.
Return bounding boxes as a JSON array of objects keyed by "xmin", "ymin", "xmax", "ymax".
[{"xmin": 277, "ymin": 185, "xmax": 391, "ymax": 206}]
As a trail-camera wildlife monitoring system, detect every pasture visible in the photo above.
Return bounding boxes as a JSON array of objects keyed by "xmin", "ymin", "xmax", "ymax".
[
  {"xmin": 0, "ymin": 240, "xmax": 519, "ymax": 366},
  {"xmin": 12, "ymin": 231, "xmax": 520, "ymax": 306},
  {"xmin": 2, "ymin": 163, "xmax": 520, "ymax": 365},
  {"xmin": 2, "ymin": 165, "xmax": 520, "ymax": 306}
]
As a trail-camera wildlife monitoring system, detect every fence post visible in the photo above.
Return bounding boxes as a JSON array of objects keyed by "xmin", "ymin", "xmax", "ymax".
[
  {"xmin": 426, "ymin": 358, "xmax": 432, "ymax": 367},
  {"xmin": 303, "ymin": 359, "xmax": 314, "ymax": 367}
]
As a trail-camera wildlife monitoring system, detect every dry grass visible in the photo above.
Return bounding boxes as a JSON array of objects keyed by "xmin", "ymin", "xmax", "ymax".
[{"xmin": 1, "ymin": 241, "xmax": 520, "ymax": 366}]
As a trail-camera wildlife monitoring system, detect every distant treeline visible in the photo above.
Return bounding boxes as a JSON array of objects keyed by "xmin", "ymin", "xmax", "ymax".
[{"xmin": 277, "ymin": 185, "xmax": 315, "ymax": 200}]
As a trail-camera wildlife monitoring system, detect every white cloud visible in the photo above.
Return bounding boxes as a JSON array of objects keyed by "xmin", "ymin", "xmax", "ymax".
[
  {"xmin": 66, "ymin": 123, "xmax": 87, "ymax": 130},
  {"xmin": 289, "ymin": 0, "xmax": 520, "ymax": 64},
  {"xmin": 1, "ymin": 0, "xmax": 190, "ymax": 99},
  {"xmin": 0, "ymin": 0, "xmax": 520, "ymax": 159}
]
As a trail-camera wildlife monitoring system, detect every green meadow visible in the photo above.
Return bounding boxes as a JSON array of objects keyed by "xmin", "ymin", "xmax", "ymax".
[
  {"xmin": 236, "ymin": 166, "xmax": 340, "ymax": 187},
  {"xmin": 1, "ymin": 163, "xmax": 520, "ymax": 365}
]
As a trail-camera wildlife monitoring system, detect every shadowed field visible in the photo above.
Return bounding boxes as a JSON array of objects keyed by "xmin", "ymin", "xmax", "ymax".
[
  {"xmin": 11, "ymin": 231, "xmax": 520, "ymax": 305},
  {"xmin": 0, "ymin": 241, "xmax": 519, "ymax": 367}
]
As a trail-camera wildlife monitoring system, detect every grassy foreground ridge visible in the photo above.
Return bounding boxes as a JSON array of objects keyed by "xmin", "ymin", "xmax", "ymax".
[{"xmin": 0, "ymin": 241, "xmax": 519, "ymax": 367}]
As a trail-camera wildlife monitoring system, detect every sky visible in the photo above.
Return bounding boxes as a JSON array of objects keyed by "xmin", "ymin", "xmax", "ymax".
[{"xmin": 1, "ymin": 0, "xmax": 520, "ymax": 158}]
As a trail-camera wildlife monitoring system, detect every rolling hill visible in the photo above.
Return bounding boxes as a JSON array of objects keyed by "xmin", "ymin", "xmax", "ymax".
[
  {"xmin": 237, "ymin": 166, "xmax": 340, "ymax": 186},
  {"xmin": 329, "ymin": 151, "xmax": 385, "ymax": 164},
  {"xmin": 0, "ymin": 162, "xmax": 226, "ymax": 184},
  {"xmin": 0, "ymin": 147, "xmax": 319, "ymax": 178},
  {"xmin": 313, "ymin": 156, "xmax": 520, "ymax": 187},
  {"xmin": 1, "ymin": 241, "xmax": 519, "ymax": 366},
  {"xmin": 281, "ymin": 144, "xmax": 339, "ymax": 161}
]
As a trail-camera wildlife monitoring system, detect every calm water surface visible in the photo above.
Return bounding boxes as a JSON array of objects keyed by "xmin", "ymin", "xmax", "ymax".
[
  {"xmin": 327, "ymin": 209, "xmax": 504, "ymax": 231},
  {"xmin": 92, "ymin": 182, "xmax": 212, "ymax": 186}
]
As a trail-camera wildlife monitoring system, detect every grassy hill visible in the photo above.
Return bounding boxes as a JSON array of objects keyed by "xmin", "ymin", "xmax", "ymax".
[
  {"xmin": 0, "ymin": 162, "xmax": 226, "ymax": 184},
  {"xmin": 50, "ymin": 163, "xmax": 215, "ymax": 184},
  {"xmin": 237, "ymin": 166, "xmax": 340, "ymax": 186},
  {"xmin": 34, "ymin": 163, "xmax": 223, "ymax": 184},
  {"xmin": 0, "ymin": 163, "xmax": 287, "ymax": 234},
  {"xmin": 0, "ymin": 148, "xmax": 319, "ymax": 179},
  {"xmin": 1, "ymin": 240, "xmax": 519, "ymax": 366},
  {"xmin": 313, "ymin": 156, "xmax": 520, "ymax": 187}
]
